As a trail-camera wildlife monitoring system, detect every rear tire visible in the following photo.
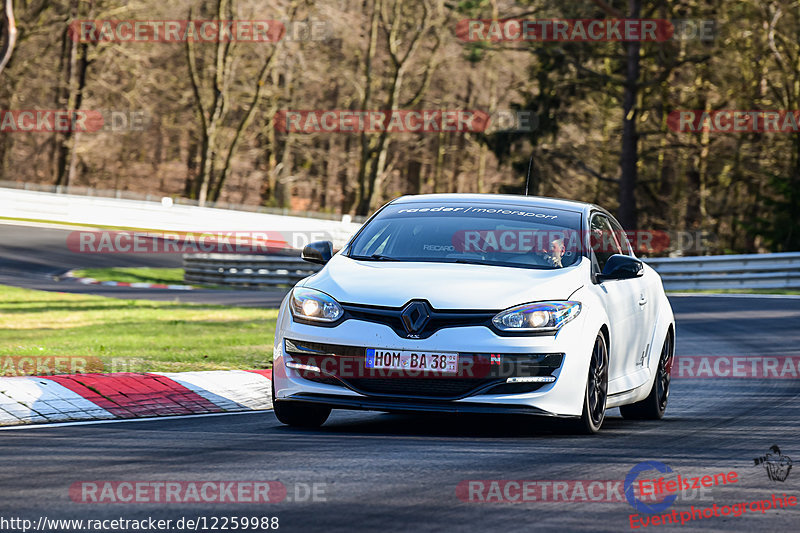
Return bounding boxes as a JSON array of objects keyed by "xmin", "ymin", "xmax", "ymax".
[
  {"xmin": 569, "ymin": 333, "xmax": 608, "ymax": 434},
  {"xmin": 272, "ymin": 380, "xmax": 331, "ymax": 428},
  {"xmin": 620, "ymin": 331, "xmax": 673, "ymax": 420}
]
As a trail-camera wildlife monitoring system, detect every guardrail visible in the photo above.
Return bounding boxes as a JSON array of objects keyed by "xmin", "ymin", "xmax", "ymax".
[
  {"xmin": 0, "ymin": 187, "xmax": 362, "ymax": 249},
  {"xmin": 183, "ymin": 253, "xmax": 321, "ymax": 287},
  {"xmin": 0, "ymin": 180, "xmax": 366, "ymax": 223},
  {"xmin": 643, "ymin": 252, "xmax": 800, "ymax": 291},
  {"xmin": 183, "ymin": 251, "xmax": 800, "ymax": 291}
]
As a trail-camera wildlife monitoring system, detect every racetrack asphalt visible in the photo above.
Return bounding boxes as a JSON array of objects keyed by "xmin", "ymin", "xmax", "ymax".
[
  {"xmin": 0, "ymin": 222, "xmax": 288, "ymax": 307},
  {"xmin": 1, "ymin": 223, "xmax": 799, "ymax": 532}
]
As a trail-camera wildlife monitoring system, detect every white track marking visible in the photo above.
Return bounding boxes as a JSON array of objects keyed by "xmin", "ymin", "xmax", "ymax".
[
  {"xmin": 0, "ymin": 377, "xmax": 114, "ymax": 425},
  {"xmin": 0, "ymin": 410, "xmax": 268, "ymax": 430},
  {"xmin": 154, "ymin": 370, "xmax": 273, "ymax": 410}
]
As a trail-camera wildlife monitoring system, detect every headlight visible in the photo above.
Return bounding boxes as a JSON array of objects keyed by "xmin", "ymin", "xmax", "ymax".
[
  {"xmin": 290, "ymin": 287, "xmax": 344, "ymax": 323},
  {"xmin": 492, "ymin": 301, "xmax": 581, "ymax": 332}
]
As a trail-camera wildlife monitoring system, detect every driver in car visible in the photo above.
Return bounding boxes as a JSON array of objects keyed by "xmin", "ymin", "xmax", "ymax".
[{"xmin": 544, "ymin": 238, "xmax": 566, "ymax": 268}]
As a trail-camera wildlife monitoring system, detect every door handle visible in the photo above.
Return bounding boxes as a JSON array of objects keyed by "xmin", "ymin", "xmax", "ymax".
[{"xmin": 638, "ymin": 295, "xmax": 647, "ymax": 306}]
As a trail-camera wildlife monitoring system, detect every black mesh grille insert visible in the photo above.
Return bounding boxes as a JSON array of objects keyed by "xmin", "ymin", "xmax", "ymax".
[
  {"xmin": 485, "ymin": 382, "xmax": 549, "ymax": 394},
  {"xmin": 303, "ymin": 375, "xmax": 343, "ymax": 387},
  {"xmin": 341, "ymin": 378, "xmax": 501, "ymax": 399}
]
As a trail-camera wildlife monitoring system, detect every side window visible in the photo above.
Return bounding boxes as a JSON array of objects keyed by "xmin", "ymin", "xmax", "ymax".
[
  {"xmin": 608, "ymin": 217, "xmax": 633, "ymax": 256},
  {"xmin": 590, "ymin": 214, "xmax": 621, "ymax": 273}
]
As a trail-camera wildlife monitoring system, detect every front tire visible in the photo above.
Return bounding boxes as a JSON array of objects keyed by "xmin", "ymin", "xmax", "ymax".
[
  {"xmin": 570, "ymin": 333, "xmax": 609, "ymax": 434},
  {"xmin": 620, "ymin": 331, "xmax": 673, "ymax": 420},
  {"xmin": 272, "ymin": 379, "xmax": 331, "ymax": 428}
]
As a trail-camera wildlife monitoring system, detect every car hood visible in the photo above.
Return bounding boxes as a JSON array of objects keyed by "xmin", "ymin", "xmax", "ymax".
[{"xmin": 302, "ymin": 254, "xmax": 588, "ymax": 309}]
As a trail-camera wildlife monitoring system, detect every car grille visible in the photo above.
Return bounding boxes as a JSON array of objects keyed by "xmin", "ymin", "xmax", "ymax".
[
  {"xmin": 284, "ymin": 339, "xmax": 563, "ymax": 399},
  {"xmin": 339, "ymin": 377, "xmax": 500, "ymax": 398},
  {"xmin": 341, "ymin": 302, "xmax": 495, "ymax": 339}
]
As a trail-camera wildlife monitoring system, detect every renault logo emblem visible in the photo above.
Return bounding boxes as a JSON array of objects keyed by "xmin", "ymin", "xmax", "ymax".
[{"xmin": 401, "ymin": 301, "xmax": 430, "ymax": 335}]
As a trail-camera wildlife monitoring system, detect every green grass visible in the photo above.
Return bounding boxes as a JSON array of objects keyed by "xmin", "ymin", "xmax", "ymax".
[
  {"xmin": 72, "ymin": 267, "xmax": 186, "ymax": 285},
  {"xmin": 0, "ymin": 285, "xmax": 278, "ymax": 374}
]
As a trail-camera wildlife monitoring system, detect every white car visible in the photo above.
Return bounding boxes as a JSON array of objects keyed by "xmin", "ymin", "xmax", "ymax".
[{"xmin": 271, "ymin": 194, "xmax": 675, "ymax": 433}]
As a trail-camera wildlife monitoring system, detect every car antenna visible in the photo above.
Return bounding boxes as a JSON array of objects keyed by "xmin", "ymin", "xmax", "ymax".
[{"xmin": 524, "ymin": 152, "xmax": 534, "ymax": 196}]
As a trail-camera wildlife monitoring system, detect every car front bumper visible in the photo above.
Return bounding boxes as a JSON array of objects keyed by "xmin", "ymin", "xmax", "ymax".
[{"xmin": 272, "ymin": 308, "xmax": 595, "ymax": 417}]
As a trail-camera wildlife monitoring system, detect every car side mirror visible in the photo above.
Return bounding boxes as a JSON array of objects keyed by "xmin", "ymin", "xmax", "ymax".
[
  {"xmin": 301, "ymin": 241, "xmax": 333, "ymax": 265},
  {"xmin": 597, "ymin": 254, "xmax": 643, "ymax": 281}
]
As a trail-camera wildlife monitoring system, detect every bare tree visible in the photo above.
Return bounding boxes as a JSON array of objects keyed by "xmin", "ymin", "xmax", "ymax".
[
  {"xmin": 54, "ymin": 0, "xmax": 94, "ymax": 187},
  {"xmin": 353, "ymin": 0, "xmax": 446, "ymax": 215},
  {"xmin": 186, "ymin": 0, "xmax": 292, "ymax": 205},
  {"xmin": 0, "ymin": 0, "xmax": 18, "ymax": 77}
]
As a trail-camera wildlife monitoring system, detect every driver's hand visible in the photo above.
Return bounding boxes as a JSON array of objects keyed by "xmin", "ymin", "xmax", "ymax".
[{"xmin": 542, "ymin": 249, "xmax": 562, "ymax": 267}]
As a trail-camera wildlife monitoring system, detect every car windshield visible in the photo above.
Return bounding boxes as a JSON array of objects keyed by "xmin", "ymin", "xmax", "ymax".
[{"xmin": 347, "ymin": 202, "xmax": 583, "ymax": 269}]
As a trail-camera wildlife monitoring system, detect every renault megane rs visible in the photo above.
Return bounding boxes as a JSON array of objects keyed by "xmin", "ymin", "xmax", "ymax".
[{"xmin": 271, "ymin": 194, "xmax": 675, "ymax": 433}]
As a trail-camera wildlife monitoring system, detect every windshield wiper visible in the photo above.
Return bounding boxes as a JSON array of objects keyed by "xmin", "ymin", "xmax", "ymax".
[
  {"xmin": 441, "ymin": 258, "xmax": 484, "ymax": 265},
  {"xmin": 350, "ymin": 253, "xmax": 399, "ymax": 261}
]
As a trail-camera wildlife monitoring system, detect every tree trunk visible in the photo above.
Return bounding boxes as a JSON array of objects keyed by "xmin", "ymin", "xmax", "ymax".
[
  {"xmin": 55, "ymin": 0, "xmax": 92, "ymax": 187},
  {"xmin": 0, "ymin": 0, "xmax": 17, "ymax": 77},
  {"xmin": 65, "ymin": 34, "xmax": 90, "ymax": 187},
  {"xmin": 617, "ymin": 0, "xmax": 641, "ymax": 230},
  {"xmin": 184, "ymin": 136, "xmax": 198, "ymax": 197},
  {"xmin": 353, "ymin": 0, "xmax": 380, "ymax": 214}
]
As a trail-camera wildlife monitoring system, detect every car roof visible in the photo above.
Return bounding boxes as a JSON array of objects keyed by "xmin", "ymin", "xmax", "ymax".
[{"xmin": 389, "ymin": 193, "xmax": 597, "ymax": 215}]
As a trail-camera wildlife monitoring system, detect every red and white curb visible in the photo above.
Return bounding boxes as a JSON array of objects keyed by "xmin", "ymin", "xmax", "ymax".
[
  {"xmin": 0, "ymin": 370, "xmax": 272, "ymax": 427},
  {"xmin": 63, "ymin": 271, "xmax": 194, "ymax": 291}
]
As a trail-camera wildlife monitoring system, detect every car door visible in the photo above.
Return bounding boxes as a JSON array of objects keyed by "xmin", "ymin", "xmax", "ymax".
[
  {"xmin": 608, "ymin": 216, "xmax": 660, "ymax": 371},
  {"xmin": 589, "ymin": 213, "xmax": 648, "ymax": 394}
]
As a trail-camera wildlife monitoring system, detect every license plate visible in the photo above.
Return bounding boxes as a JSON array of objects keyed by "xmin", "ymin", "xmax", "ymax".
[{"xmin": 365, "ymin": 349, "xmax": 458, "ymax": 374}]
